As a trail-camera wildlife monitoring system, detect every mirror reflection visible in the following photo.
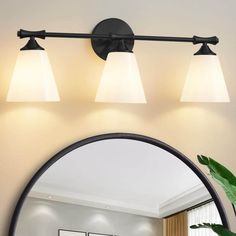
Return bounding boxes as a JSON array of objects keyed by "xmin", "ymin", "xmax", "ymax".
[{"xmin": 15, "ymin": 139, "xmax": 222, "ymax": 236}]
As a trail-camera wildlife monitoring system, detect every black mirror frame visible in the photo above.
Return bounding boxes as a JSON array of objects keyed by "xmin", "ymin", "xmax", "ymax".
[{"xmin": 8, "ymin": 132, "xmax": 230, "ymax": 236}]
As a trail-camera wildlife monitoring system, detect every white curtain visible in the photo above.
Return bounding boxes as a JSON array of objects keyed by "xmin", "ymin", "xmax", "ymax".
[{"xmin": 187, "ymin": 201, "xmax": 222, "ymax": 236}]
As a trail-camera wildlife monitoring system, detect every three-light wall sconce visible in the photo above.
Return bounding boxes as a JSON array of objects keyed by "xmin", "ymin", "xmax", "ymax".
[{"xmin": 7, "ymin": 18, "xmax": 230, "ymax": 103}]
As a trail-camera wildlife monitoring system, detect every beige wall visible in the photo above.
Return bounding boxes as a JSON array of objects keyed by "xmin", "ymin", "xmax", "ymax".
[{"xmin": 1, "ymin": 0, "xmax": 236, "ymax": 235}]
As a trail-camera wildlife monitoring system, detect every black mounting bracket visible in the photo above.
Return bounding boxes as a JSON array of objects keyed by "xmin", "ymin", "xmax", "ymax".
[{"xmin": 91, "ymin": 18, "xmax": 134, "ymax": 60}]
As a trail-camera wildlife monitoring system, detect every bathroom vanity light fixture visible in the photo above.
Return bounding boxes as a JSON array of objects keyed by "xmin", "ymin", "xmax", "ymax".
[{"xmin": 9, "ymin": 18, "xmax": 229, "ymax": 103}]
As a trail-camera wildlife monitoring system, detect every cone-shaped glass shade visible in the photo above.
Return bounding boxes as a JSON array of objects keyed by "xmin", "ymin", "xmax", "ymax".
[
  {"xmin": 181, "ymin": 55, "xmax": 229, "ymax": 102},
  {"xmin": 7, "ymin": 50, "xmax": 60, "ymax": 102},
  {"xmin": 95, "ymin": 52, "xmax": 146, "ymax": 103}
]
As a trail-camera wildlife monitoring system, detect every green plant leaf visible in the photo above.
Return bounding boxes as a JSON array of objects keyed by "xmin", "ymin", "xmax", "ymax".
[
  {"xmin": 211, "ymin": 171, "xmax": 236, "ymax": 204},
  {"xmin": 190, "ymin": 223, "xmax": 236, "ymax": 236},
  {"xmin": 197, "ymin": 155, "xmax": 209, "ymax": 165},
  {"xmin": 197, "ymin": 155, "xmax": 236, "ymax": 204},
  {"xmin": 192, "ymin": 156, "xmax": 236, "ymax": 236}
]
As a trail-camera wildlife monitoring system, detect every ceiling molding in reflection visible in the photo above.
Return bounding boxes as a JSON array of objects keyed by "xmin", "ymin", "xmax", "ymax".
[
  {"xmin": 29, "ymin": 182, "xmax": 210, "ymax": 218},
  {"xmin": 158, "ymin": 184, "xmax": 211, "ymax": 217}
]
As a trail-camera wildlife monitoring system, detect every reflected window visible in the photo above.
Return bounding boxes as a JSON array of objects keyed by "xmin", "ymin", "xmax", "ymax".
[{"xmin": 188, "ymin": 201, "xmax": 221, "ymax": 236}]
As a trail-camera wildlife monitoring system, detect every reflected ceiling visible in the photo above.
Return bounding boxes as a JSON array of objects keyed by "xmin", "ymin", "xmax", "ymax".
[{"xmin": 30, "ymin": 139, "xmax": 210, "ymax": 217}]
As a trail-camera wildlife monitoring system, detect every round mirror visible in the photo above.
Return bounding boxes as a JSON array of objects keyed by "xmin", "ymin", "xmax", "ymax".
[{"xmin": 9, "ymin": 133, "xmax": 229, "ymax": 236}]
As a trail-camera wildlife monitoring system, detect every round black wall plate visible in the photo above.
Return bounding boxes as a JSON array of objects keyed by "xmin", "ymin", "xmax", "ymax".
[{"xmin": 91, "ymin": 18, "xmax": 134, "ymax": 60}]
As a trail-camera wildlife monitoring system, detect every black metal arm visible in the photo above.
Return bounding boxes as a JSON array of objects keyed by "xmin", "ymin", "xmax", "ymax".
[{"xmin": 17, "ymin": 29, "xmax": 219, "ymax": 45}]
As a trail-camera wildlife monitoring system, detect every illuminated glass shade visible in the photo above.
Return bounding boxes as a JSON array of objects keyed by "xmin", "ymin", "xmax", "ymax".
[
  {"xmin": 7, "ymin": 50, "xmax": 60, "ymax": 102},
  {"xmin": 181, "ymin": 55, "xmax": 230, "ymax": 102},
  {"xmin": 95, "ymin": 52, "xmax": 146, "ymax": 103}
]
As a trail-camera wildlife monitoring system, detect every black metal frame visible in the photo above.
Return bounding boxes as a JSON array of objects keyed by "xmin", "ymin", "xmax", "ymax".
[
  {"xmin": 16, "ymin": 18, "xmax": 219, "ymax": 60},
  {"xmin": 8, "ymin": 133, "xmax": 230, "ymax": 236}
]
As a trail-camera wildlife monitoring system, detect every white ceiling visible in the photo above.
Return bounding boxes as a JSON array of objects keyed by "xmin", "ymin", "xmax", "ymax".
[{"xmin": 30, "ymin": 139, "xmax": 211, "ymax": 217}]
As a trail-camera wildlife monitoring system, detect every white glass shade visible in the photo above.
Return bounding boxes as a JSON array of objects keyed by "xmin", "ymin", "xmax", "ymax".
[
  {"xmin": 95, "ymin": 52, "xmax": 146, "ymax": 103},
  {"xmin": 181, "ymin": 55, "xmax": 230, "ymax": 102},
  {"xmin": 7, "ymin": 50, "xmax": 60, "ymax": 102}
]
